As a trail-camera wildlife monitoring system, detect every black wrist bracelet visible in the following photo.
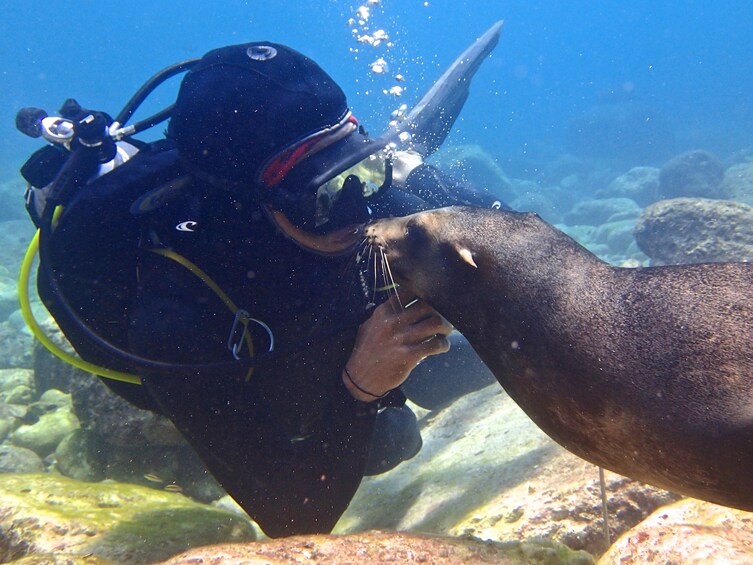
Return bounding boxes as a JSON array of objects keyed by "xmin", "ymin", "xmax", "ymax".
[{"xmin": 344, "ymin": 366, "xmax": 389, "ymax": 399}]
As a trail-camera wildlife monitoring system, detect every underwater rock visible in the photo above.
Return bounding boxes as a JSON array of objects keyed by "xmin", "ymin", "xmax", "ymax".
[
  {"xmin": 11, "ymin": 405, "xmax": 79, "ymax": 457},
  {"xmin": 29, "ymin": 388, "xmax": 73, "ymax": 416},
  {"xmin": 338, "ymin": 385, "xmax": 676, "ymax": 557},
  {"xmin": 5, "ymin": 554, "xmax": 111, "ymax": 565},
  {"xmin": 0, "ymin": 275, "xmax": 19, "ymax": 323},
  {"xmin": 434, "ymin": 144, "xmax": 514, "ymax": 198},
  {"xmin": 157, "ymin": 530, "xmax": 594, "ymax": 565},
  {"xmin": 34, "ymin": 336, "xmax": 221, "ymax": 503},
  {"xmin": 509, "ymin": 180, "xmax": 576, "ymax": 224},
  {"xmin": 593, "ymin": 219, "xmax": 638, "ymax": 258},
  {"xmin": 596, "ymin": 167, "xmax": 661, "ymax": 207},
  {"xmin": 557, "ymin": 224, "xmax": 598, "ymax": 247},
  {"xmin": 69, "ymin": 371, "xmax": 184, "ymax": 448},
  {"xmin": 103, "ymin": 442, "xmax": 225, "ymax": 504},
  {"xmin": 598, "ymin": 498, "xmax": 753, "ymax": 564},
  {"xmin": 38, "ymin": 329, "xmax": 183, "ymax": 447},
  {"xmin": 4, "ymin": 385, "xmax": 34, "ymax": 405},
  {"xmin": 0, "ymin": 473, "xmax": 255, "ymax": 564},
  {"xmin": 0, "ymin": 445, "xmax": 45, "ymax": 474},
  {"xmin": 55, "ymin": 428, "xmax": 107, "ymax": 482},
  {"xmin": 559, "ymin": 219, "xmax": 643, "ymax": 265},
  {"xmin": 0, "ymin": 368, "xmax": 35, "ymax": 400},
  {"xmin": 658, "ymin": 150, "xmax": 725, "ymax": 200},
  {"xmin": 449, "ymin": 453, "xmax": 679, "ymax": 557},
  {"xmin": 0, "ymin": 401, "xmax": 34, "ymax": 443},
  {"xmin": 529, "ymin": 154, "xmax": 619, "ymax": 197},
  {"xmin": 0, "ymin": 321, "xmax": 33, "ymax": 369},
  {"xmin": 0, "ymin": 220, "xmax": 36, "ymax": 279},
  {"xmin": 563, "ymin": 198, "xmax": 641, "ymax": 226},
  {"xmin": 720, "ymin": 162, "xmax": 753, "ymax": 206},
  {"xmin": 32, "ymin": 319, "xmax": 80, "ymax": 394},
  {"xmin": 634, "ymin": 197, "xmax": 753, "ymax": 265}
]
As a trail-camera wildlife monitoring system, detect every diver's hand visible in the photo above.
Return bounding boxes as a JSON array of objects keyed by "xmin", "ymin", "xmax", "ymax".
[
  {"xmin": 391, "ymin": 150, "xmax": 424, "ymax": 186},
  {"xmin": 343, "ymin": 293, "xmax": 452, "ymax": 402}
]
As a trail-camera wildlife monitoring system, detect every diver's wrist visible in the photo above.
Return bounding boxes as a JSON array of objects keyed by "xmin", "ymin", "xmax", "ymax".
[
  {"xmin": 342, "ymin": 367, "xmax": 389, "ymax": 403},
  {"xmin": 391, "ymin": 150, "xmax": 424, "ymax": 185}
]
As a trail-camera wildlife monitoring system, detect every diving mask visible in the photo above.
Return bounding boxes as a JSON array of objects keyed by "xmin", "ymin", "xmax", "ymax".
[
  {"xmin": 262, "ymin": 125, "xmax": 395, "ymax": 234},
  {"xmin": 262, "ymin": 147, "xmax": 393, "ymax": 256},
  {"xmin": 314, "ymin": 148, "xmax": 393, "ymax": 228}
]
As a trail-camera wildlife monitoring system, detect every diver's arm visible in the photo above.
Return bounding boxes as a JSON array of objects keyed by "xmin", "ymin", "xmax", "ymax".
[
  {"xmin": 392, "ymin": 151, "xmax": 510, "ymax": 210},
  {"xmin": 400, "ymin": 158, "xmax": 509, "ymax": 209}
]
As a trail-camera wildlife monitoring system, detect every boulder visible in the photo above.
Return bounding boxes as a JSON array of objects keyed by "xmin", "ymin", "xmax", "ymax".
[
  {"xmin": 0, "ymin": 276, "xmax": 18, "ymax": 324},
  {"xmin": 32, "ymin": 318, "xmax": 82, "ymax": 394},
  {"xmin": 11, "ymin": 406, "xmax": 79, "ymax": 457},
  {"xmin": 54, "ymin": 429, "xmax": 107, "ymax": 482},
  {"xmin": 435, "ymin": 144, "xmax": 514, "ymax": 198},
  {"xmin": 0, "ymin": 369, "xmax": 35, "ymax": 401},
  {"xmin": 0, "ymin": 473, "xmax": 255, "ymax": 564},
  {"xmin": 67, "ymin": 365, "xmax": 183, "ymax": 448},
  {"xmin": 594, "ymin": 219, "xmax": 638, "ymax": 258},
  {"xmin": 337, "ymin": 385, "xmax": 676, "ymax": 557},
  {"xmin": 0, "ymin": 321, "xmax": 33, "ymax": 369},
  {"xmin": 634, "ymin": 197, "xmax": 753, "ymax": 264},
  {"xmin": 720, "ymin": 162, "xmax": 753, "ymax": 206},
  {"xmin": 658, "ymin": 150, "xmax": 725, "ymax": 199},
  {"xmin": 5, "ymin": 555, "xmax": 110, "ymax": 565},
  {"xmin": 157, "ymin": 531, "xmax": 594, "ymax": 565},
  {"xmin": 596, "ymin": 167, "xmax": 660, "ymax": 206},
  {"xmin": 599, "ymin": 498, "xmax": 753, "ymax": 564},
  {"xmin": 0, "ymin": 445, "xmax": 44, "ymax": 474},
  {"xmin": 563, "ymin": 198, "xmax": 640, "ymax": 227}
]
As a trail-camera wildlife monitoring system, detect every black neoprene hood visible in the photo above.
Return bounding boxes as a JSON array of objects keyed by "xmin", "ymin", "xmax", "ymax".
[{"xmin": 169, "ymin": 42, "xmax": 350, "ymax": 183}]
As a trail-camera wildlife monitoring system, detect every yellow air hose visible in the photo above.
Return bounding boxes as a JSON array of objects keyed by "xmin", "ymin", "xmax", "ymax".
[
  {"xmin": 18, "ymin": 229, "xmax": 142, "ymax": 384},
  {"xmin": 18, "ymin": 230, "xmax": 256, "ymax": 384}
]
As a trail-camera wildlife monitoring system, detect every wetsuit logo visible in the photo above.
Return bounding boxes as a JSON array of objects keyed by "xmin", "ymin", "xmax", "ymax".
[
  {"xmin": 176, "ymin": 221, "xmax": 198, "ymax": 232},
  {"xmin": 247, "ymin": 45, "xmax": 277, "ymax": 62}
]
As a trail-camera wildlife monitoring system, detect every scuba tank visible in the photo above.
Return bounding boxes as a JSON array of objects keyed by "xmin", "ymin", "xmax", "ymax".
[{"xmin": 16, "ymin": 59, "xmax": 202, "ymax": 384}]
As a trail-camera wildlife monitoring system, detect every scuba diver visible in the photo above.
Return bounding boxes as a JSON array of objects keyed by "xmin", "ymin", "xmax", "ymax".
[{"xmin": 16, "ymin": 23, "xmax": 504, "ymax": 537}]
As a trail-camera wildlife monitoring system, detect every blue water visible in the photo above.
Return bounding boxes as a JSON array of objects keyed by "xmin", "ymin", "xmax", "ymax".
[{"xmin": 1, "ymin": 0, "xmax": 751, "ymax": 180}]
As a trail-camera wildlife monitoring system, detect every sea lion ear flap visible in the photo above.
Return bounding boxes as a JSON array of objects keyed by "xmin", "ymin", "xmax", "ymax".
[{"xmin": 454, "ymin": 244, "xmax": 478, "ymax": 269}]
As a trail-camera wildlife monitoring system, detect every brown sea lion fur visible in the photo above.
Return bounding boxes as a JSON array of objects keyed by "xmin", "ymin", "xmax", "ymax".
[{"xmin": 365, "ymin": 206, "xmax": 753, "ymax": 510}]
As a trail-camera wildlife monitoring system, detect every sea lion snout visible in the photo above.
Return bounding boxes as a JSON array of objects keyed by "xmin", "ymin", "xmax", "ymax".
[{"xmin": 364, "ymin": 216, "xmax": 410, "ymax": 253}]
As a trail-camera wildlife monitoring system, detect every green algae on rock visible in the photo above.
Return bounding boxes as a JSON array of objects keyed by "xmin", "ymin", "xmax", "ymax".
[
  {"xmin": 157, "ymin": 530, "xmax": 594, "ymax": 565},
  {"xmin": 0, "ymin": 473, "xmax": 255, "ymax": 564},
  {"xmin": 6, "ymin": 554, "xmax": 115, "ymax": 565}
]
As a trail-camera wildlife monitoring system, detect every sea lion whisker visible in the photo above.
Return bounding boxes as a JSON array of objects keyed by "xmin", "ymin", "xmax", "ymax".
[
  {"xmin": 342, "ymin": 238, "xmax": 368, "ymax": 278},
  {"xmin": 369, "ymin": 244, "xmax": 378, "ymax": 304},
  {"xmin": 381, "ymin": 250, "xmax": 403, "ymax": 310},
  {"xmin": 353, "ymin": 241, "xmax": 366, "ymax": 264}
]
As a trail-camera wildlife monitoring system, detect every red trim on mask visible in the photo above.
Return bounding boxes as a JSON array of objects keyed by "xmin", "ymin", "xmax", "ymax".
[{"xmin": 260, "ymin": 115, "xmax": 359, "ymax": 188}]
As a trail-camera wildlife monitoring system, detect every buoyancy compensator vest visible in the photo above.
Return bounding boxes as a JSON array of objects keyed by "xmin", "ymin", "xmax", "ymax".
[{"xmin": 16, "ymin": 64, "xmax": 276, "ymax": 388}]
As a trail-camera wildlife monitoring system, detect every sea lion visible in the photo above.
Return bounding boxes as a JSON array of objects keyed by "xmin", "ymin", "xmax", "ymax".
[{"xmin": 364, "ymin": 205, "xmax": 753, "ymax": 511}]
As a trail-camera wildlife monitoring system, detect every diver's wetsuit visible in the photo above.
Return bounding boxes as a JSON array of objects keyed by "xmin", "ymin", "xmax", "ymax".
[{"xmin": 52, "ymin": 143, "xmax": 499, "ymax": 537}]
